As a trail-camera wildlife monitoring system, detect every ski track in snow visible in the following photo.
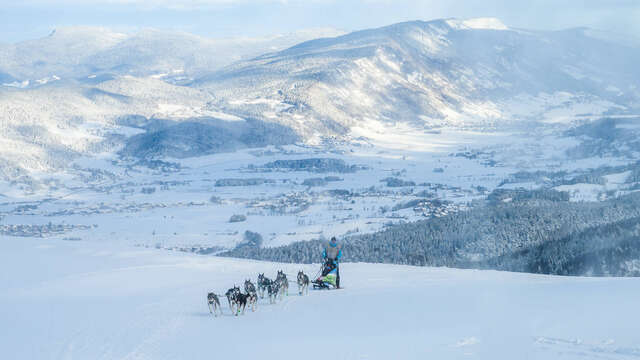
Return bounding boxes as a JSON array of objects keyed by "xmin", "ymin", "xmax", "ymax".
[{"xmin": 2, "ymin": 237, "xmax": 640, "ymax": 360}]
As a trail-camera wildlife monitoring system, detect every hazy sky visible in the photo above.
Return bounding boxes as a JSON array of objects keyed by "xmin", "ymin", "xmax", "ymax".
[{"xmin": 1, "ymin": 0, "xmax": 639, "ymax": 42}]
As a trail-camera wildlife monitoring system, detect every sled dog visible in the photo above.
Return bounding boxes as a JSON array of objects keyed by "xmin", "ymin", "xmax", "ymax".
[
  {"xmin": 276, "ymin": 270, "xmax": 289, "ymax": 299},
  {"xmin": 297, "ymin": 271, "xmax": 309, "ymax": 295},
  {"xmin": 267, "ymin": 281, "xmax": 279, "ymax": 304},
  {"xmin": 244, "ymin": 279, "xmax": 256, "ymax": 294},
  {"xmin": 207, "ymin": 292, "xmax": 222, "ymax": 316},
  {"xmin": 234, "ymin": 292, "xmax": 248, "ymax": 316},
  {"xmin": 245, "ymin": 279, "xmax": 258, "ymax": 312},
  {"xmin": 257, "ymin": 273, "xmax": 273, "ymax": 299},
  {"xmin": 225, "ymin": 286, "xmax": 241, "ymax": 314}
]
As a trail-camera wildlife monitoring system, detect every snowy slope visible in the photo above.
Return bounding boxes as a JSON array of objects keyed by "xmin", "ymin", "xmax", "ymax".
[
  {"xmin": 0, "ymin": 26, "xmax": 348, "ymax": 177},
  {"xmin": 0, "ymin": 76, "xmax": 217, "ymax": 176},
  {"xmin": 2, "ymin": 18, "xmax": 639, "ymax": 179},
  {"xmin": 0, "ymin": 27, "xmax": 345, "ymax": 82},
  {"xmin": 2, "ymin": 237, "xmax": 639, "ymax": 360},
  {"xmin": 0, "ymin": 27, "xmax": 128, "ymax": 81},
  {"xmin": 197, "ymin": 18, "xmax": 640, "ymax": 138}
]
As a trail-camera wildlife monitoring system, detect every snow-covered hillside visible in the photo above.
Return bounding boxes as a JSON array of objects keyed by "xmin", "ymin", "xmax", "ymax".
[
  {"xmin": 2, "ymin": 237, "xmax": 639, "ymax": 360},
  {"xmin": 2, "ymin": 18, "xmax": 640, "ymax": 178},
  {"xmin": 0, "ymin": 25, "xmax": 348, "ymax": 177},
  {"xmin": 0, "ymin": 76, "xmax": 217, "ymax": 176},
  {"xmin": 0, "ymin": 26, "xmax": 345, "ymax": 82},
  {"xmin": 198, "ymin": 18, "xmax": 640, "ymax": 138}
]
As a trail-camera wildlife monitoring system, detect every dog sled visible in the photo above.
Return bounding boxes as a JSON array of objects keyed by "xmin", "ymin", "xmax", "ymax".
[{"xmin": 312, "ymin": 259, "xmax": 340, "ymax": 290}]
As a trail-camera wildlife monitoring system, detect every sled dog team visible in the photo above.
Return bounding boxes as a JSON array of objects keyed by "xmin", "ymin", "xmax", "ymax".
[{"xmin": 207, "ymin": 270, "xmax": 310, "ymax": 317}]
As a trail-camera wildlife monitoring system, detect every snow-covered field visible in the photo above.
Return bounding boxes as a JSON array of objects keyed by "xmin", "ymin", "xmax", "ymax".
[
  {"xmin": 0, "ymin": 124, "xmax": 586, "ymax": 250},
  {"xmin": 2, "ymin": 118, "xmax": 637, "ymax": 253},
  {"xmin": 2, "ymin": 236, "xmax": 639, "ymax": 360}
]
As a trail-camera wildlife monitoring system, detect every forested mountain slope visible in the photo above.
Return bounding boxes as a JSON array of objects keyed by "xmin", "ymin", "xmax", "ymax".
[{"xmin": 223, "ymin": 190, "xmax": 640, "ymax": 276}]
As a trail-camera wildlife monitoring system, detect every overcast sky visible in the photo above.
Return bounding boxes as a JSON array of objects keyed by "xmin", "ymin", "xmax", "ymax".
[{"xmin": 1, "ymin": 0, "xmax": 639, "ymax": 42}]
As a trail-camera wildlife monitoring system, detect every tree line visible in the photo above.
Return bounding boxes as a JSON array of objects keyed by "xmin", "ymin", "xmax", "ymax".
[{"xmin": 220, "ymin": 189, "xmax": 640, "ymax": 276}]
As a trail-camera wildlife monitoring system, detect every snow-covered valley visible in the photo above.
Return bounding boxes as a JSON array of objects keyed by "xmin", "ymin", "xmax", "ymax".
[
  {"xmin": 0, "ymin": 122, "xmax": 620, "ymax": 251},
  {"xmin": 3, "ymin": 19, "xmax": 640, "ymax": 266}
]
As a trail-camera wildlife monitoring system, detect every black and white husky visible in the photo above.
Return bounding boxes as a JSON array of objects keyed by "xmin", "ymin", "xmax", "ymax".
[
  {"xmin": 257, "ymin": 273, "xmax": 273, "ymax": 299},
  {"xmin": 207, "ymin": 292, "xmax": 222, "ymax": 316},
  {"xmin": 244, "ymin": 279, "xmax": 258, "ymax": 312},
  {"xmin": 297, "ymin": 271, "xmax": 309, "ymax": 295},
  {"xmin": 247, "ymin": 291, "xmax": 257, "ymax": 312},
  {"xmin": 267, "ymin": 281, "xmax": 280, "ymax": 304},
  {"xmin": 276, "ymin": 270, "xmax": 289, "ymax": 299},
  {"xmin": 244, "ymin": 279, "xmax": 256, "ymax": 294},
  {"xmin": 234, "ymin": 292, "xmax": 248, "ymax": 316},
  {"xmin": 225, "ymin": 286, "xmax": 241, "ymax": 314}
]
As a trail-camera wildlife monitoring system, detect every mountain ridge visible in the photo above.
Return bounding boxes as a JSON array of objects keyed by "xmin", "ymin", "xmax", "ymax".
[
  {"xmin": 196, "ymin": 18, "xmax": 640, "ymax": 139},
  {"xmin": 0, "ymin": 26, "xmax": 345, "ymax": 81},
  {"xmin": 1, "ymin": 18, "xmax": 640, "ymax": 178}
]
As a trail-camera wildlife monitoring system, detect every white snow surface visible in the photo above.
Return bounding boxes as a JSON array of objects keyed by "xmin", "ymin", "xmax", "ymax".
[{"xmin": 2, "ymin": 237, "xmax": 639, "ymax": 360}]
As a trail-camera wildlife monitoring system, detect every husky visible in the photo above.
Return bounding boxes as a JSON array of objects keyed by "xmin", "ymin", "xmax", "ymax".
[
  {"xmin": 276, "ymin": 270, "xmax": 289, "ymax": 299},
  {"xmin": 234, "ymin": 292, "xmax": 248, "ymax": 316},
  {"xmin": 297, "ymin": 271, "xmax": 309, "ymax": 295},
  {"xmin": 225, "ymin": 286, "xmax": 241, "ymax": 314},
  {"xmin": 244, "ymin": 279, "xmax": 256, "ymax": 294},
  {"xmin": 244, "ymin": 279, "xmax": 258, "ymax": 312},
  {"xmin": 247, "ymin": 290, "xmax": 258, "ymax": 312},
  {"xmin": 267, "ymin": 281, "xmax": 280, "ymax": 304},
  {"xmin": 257, "ymin": 273, "xmax": 273, "ymax": 299},
  {"xmin": 207, "ymin": 292, "xmax": 222, "ymax": 316}
]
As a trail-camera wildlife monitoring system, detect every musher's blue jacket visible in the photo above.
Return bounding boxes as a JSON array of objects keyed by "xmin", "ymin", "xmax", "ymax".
[{"xmin": 323, "ymin": 242, "xmax": 342, "ymax": 262}]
